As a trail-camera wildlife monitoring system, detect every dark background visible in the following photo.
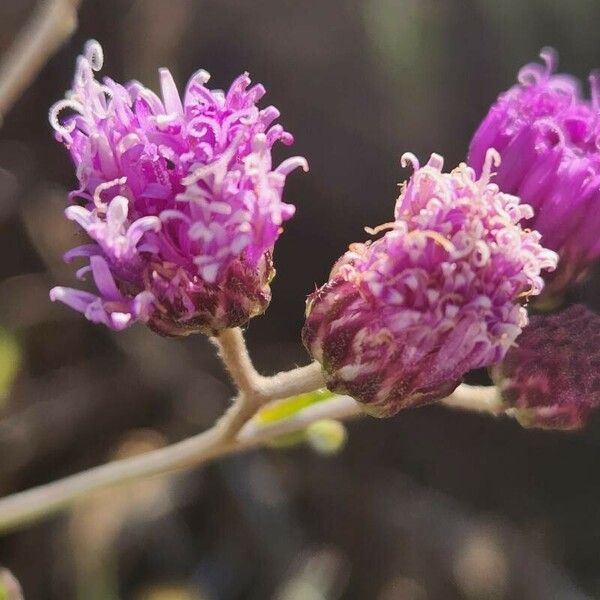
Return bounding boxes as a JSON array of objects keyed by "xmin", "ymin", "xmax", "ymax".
[{"xmin": 0, "ymin": 1, "xmax": 599, "ymax": 598}]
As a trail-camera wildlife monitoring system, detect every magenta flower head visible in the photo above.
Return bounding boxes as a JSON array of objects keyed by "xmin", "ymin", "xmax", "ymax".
[
  {"xmin": 302, "ymin": 151, "xmax": 557, "ymax": 417},
  {"xmin": 491, "ymin": 304, "xmax": 600, "ymax": 430},
  {"xmin": 49, "ymin": 40, "xmax": 307, "ymax": 336},
  {"xmin": 468, "ymin": 47, "xmax": 600, "ymax": 301}
]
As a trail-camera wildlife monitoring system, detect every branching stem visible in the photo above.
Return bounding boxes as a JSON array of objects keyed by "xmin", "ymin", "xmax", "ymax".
[
  {"xmin": 0, "ymin": 327, "xmax": 503, "ymax": 534},
  {"xmin": 212, "ymin": 328, "xmax": 264, "ymax": 397}
]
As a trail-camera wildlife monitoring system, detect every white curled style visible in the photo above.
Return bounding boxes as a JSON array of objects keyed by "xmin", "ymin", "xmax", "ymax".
[
  {"xmin": 84, "ymin": 39, "xmax": 104, "ymax": 72},
  {"xmin": 49, "ymin": 99, "xmax": 84, "ymax": 137},
  {"xmin": 478, "ymin": 148, "xmax": 501, "ymax": 189},
  {"xmin": 400, "ymin": 152, "xmax": 420, "ymax": 172},
  {"xmin": 518, "ymin": 46, "xmax": 557, "ymax": 86},
  {"xmin": 93, "ymin": 177, "xmax": 128, "ymax": 209},
  {"xmin": 49, "ymin": 40, "xmax": 105, "ymax": 137},
  {"xmin": 589, "ymin": 70, "xmax": 600, "ymax": 114}
]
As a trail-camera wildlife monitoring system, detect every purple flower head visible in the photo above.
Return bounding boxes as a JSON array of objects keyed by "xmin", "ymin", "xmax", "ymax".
[
  {"xmin": 491, "ymin": 304, "xmax": 600, "ymax": 430},
  {"xmin": 49, "ymin": 40, "xmax": 307, "ymax": 335},
  {"xmin": 303, "ymin": 150, "xmax": 557, "ymax": 417},
  {"xmin": 468, "ymin": 47, "xmax": 600, "ymax": 302}
]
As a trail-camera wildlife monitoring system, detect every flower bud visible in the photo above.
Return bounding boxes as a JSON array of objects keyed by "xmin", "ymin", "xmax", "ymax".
[
  {"xmin": 305, "ymin": 419, "xmax": 348, "ymax": 455},
  {"xmin": 468, "ymin": 48, "xmax": 600, "ymax": 302},
  {"xmin": 491, "ymin": 304, "xmax": 600, "ymax": 430},
  {"xmin": 49, "ymin": 41, "xmax": 307, "ymax": 335},
  {"xmin": 303, "ymin": 151, "xmax": 557, "ymax": 417}
]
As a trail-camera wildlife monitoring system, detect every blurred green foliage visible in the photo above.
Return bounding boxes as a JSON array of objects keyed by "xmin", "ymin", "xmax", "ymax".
[{"xmin": 0, "ymin": 328, "xmax": 20, "ymax": 410}]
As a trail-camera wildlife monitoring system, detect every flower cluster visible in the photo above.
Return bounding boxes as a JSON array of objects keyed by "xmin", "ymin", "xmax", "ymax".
[
  {"xmin": 303, "ymin": 151, "xmax": 557, "ymax": 417},
  {"xmin": 491, "ymin": 304, "xmax": 600, "ymax": 429},
  {"xmin": 49, "ymin": 41, "xmax": 307, "ymax": 335},
  {"xmin": 48, "ymin": 42, "xmax": 599, "ymax": 432},
  {"xmin": 468, "ymin": 48, "xmax": 600, "ymax": 301}
]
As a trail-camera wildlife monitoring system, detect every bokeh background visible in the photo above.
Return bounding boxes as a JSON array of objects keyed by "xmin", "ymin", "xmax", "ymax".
[{"xmin": 0, "ymin": 1, "xmax": 600, "ymax": 598}]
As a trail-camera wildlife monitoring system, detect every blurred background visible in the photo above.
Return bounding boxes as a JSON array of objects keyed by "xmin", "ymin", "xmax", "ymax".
[{"xmin": 0, "ymin": 0, "xmax": 599, "ymax": 598}]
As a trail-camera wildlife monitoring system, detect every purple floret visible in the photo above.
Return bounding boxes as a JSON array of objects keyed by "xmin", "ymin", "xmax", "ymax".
[
  {"xmin": 49, "ymin": 40, "xmax": 307, "ymax": 335},
  {"xmin": 303, "ymin": 150, "xmax": 557, "ymax": 417},
  {"xmin": 491, "ymin": 304, "xmax": 600, "ymax": 430},
  {"xmin": 469, "ymin": 47, "xmax": 600, "ymax": 301}
]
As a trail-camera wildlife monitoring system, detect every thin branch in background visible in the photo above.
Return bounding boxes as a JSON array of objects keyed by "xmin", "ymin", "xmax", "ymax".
[
  {"xmin": 0, "ymin": 0, "xmax": 82, "ymax": 125},
  {"xmin": 0, "ymin": 567, "xmax": 24, "ymax": 600}
]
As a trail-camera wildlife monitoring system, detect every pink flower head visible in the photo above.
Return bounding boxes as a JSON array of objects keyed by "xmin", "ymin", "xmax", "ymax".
[
  {"xmin": 491, "ymin": 304, "xmax": 600, "ymax": 430},
  {"xmin": 468, "ymin": 47, "xmax": 600, "ymax": 301},
  {"xmin": 303, "ymin": 150, "xmax": 557, "ymax": 417},
  {"xmin": 49, "ymin": 40, "xmax": 307, "ymax": 335}
]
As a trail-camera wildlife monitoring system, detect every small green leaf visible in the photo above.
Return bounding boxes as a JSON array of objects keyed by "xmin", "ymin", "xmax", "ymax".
[
  {"xmin": 0, "ymin": 329, "xmax": 21, "ymax": 410},
  {"xmin": 256, "ymin": 388, "xmax": 334, "ymax": 425}
]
